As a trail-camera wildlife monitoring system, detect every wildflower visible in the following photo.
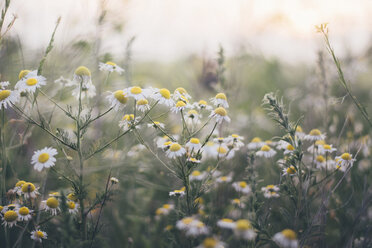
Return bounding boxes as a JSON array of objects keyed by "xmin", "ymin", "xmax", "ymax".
[
  {"xmin": 226, "ymin": 134, "xmax": 244, "ymax": 148},
  {"xmin": 315, "ymin": 155, "xmax": 326, "ymax": 168},
  {"xmin": 173, "ymin": 87, "xmax": 191, "ymax": 100},
  {"xmin": 161, "ymin": 140, "xmax": 173, "ymax": 150},
  {"xmin": 71, "ymin": 81, "xmax": 96, "ymax": 99},
  {"xmin": 171, "ymin": 101, "xmax": 188, "ymax": 113},
  {"xmin": 186, "ymin": 138, "xmax": 202, "ymax": 151},
  {"xmin": 276, "ymin": 140, "xmax": 291, "ymax": 150},
  {"xmin": 99, "ymin": 61, "xmax": 124, "ymax": 74},
  {"xmin": 31, "ymin": 147, "xmax": 58, "ymax": 171},
  {"xmin": 110, "ymin": 177, "xmax": 119, "ymax": 184},
  {"xmin": 319, "ymin": 144, "xmax": 337, "ymax": 154},
  {"xmin": 233, "ymin": 219, "xmax": 257, "ymax": 240},
  {"xmin": 67, "ymin": 193, "xmax": 78, "ymax": 202},
  {"xmin": 185, "ymin": 109, "xmax": 201, "ymax": 125},
  {"xmin": 106, "ymin": 90, "xmax": 128, "ymax": 111},
  {"xmin": 307, "ymin": 140, "xmax": 326, "ymax": 153},
  {"xmin": 119, "ymin": 114, "xmax": 136, "ymax": 130},
  {"xmin": 213, "ymin": 144, "xmax": 234, "ymax": 159},
  {"xmin": 197, "ymin": 237, "xmax": 225, "ymax": 248},
  {"xmin": 125, "ymin": 86, "xmax": 148, "ymax": 100},
  {"xmin": 210, "ymin": 107, "xmax": 230, "ymax": 124},
  {"xmin": 21, "ymin": 182, "xmax": 39, "ymax": 199},
  {"xmin": 1, "ymin": 204, "xmax": 19, "ymax": 214},
  {"xmin": 148, "ymin": 121, "xmax": 165, "ymax": 130},
  {"xmin": 13, "ymin": 180, "xmax": 27, "ymax": 195},
  {"xmin": 232, "ymin": 181, "xmax": 251, "ymax": 194},
  {"xmin": 211, "ymin": 93, "xmax": 229, "ymax": 108},
  {"xmin": 166, "ymin": 143, "xmax": 186, "ymax": 158},
  {"xmin": 284, "ymin": 144, "xmax": 295, "ymax": 155},
  {"xmin": 30, "ymin": 230, "xmax": 47, "ymax": 243},
  {"xmin": 2, "ymin": 210, "xmax": 18, "ymax": 227},
  {"xmin": 152, "ymin": 88, "xmax": 174, "ymax": 107},
  {"xmin": 42, "ymin": 197, "xmax": 60, "ymax": 216},
  {"xmin": 216, "ymin": 175, "xmax": 232, "ymax": 183},
  {"xmin": 273, "ymin": 229, "xmax": 298, "ymax": 248},
  {"xmin": 187, "ymin": 157, "xmax": 201, "ymax": 164},
  {"xmin": 189, "ymin": 170, "xmax": 207, "ymax": 181},
  {"xmin": 231, "ymin": 198, "xmax": 246, "ymax": 208},
  {"xmin": 169, "ymin": 187, "xmax": 186, "ymax": 197},
  {"xmin": 73, "ymin": 66, "xmax": 92, "ymax": 88},
  {"xmin": 0, "ymin": 89, "xmax": 19, "ymax": 109},
  {"xmin": 217, "ymin": 218, "xmax": 236, "ymax": 229},
  {"xmin": 295, "ymin": 126, "xmax": 305, "ymax": 139},
  {"xmin": 282, "ymin": 166, "xmax": 297, "ymax": 176},
  {"xmin": 335, "ymin": 153, "xmax": 356, "ymax": 167},
  {"xmin": 67, "ymin": 201, "xmax": 79, "ymax": 215},
  {"xmin": 136, "ymin": 98, "xmax": 150, "ymax": 112},
  {"xmin": 304, "ymin": 129, "xmax": 326, "ymax": 141},
  {"xmin": 15, "ymin": 71, "xmax": 46, "ymax": 94},
  {"xmin": 203, "ymin": 141, "xmax": 218, "ymax": 159},
  {"xmin": 17, "ymin": 206, "xmax": 33, "ymax": 221},
  {"xmin": 176, "ymin": 217, "xmax": 209, "ymax": 236},
  {"xmin": 193, "ymin": 100, "xmax": 212, "ymax": 110},
  {"xmin": 256, "ymin": 145, "xmax": 277, "ymax": 158},
  {"xmin": 18, "ymin": 70, "xmax": 31, "ymax": 79},
  {"xmin": 155, "ymin": 204, "xmax": 174, "ymax": 216},
  {"xmin": 247, "ymin": 137, "xmax": 265, "ymax": 150},
  {"xmin": 261, "ymin": 185, "xmax": 280, "ymax": 198}
]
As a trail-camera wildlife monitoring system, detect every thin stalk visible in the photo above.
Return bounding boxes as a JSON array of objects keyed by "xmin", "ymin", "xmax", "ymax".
[{"xmin": 1, "ymin": 107, "xmax": 6, "ymax": 204}]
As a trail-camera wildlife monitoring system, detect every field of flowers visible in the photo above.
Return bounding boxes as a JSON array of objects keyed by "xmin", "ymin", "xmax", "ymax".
[{"xmin": 1, "ymin": 1, "xmax": 372, "ymax": 248}]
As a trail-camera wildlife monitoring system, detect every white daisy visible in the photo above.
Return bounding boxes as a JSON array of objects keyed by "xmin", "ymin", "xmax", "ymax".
[
  {"xmin": 307, "ymin": 140, "xmax": 325, "ymax": 153},
  {"xmin": 71, "ymin": 81, "xmax": 96, "ymax": 99},
  {"xmin": 185, "ymin": 109, "xmax": 201, "ymax": 126},
  {"xmin": 304, "ymin": 129, "xmax": 326, "ymax": 141},
  {"xmin": 176, "ymin": 217, "xmax": 209, "ymax": 237},
  {"xmin": 124, "ymin": 86, "xmax": 149, "ymax": 100},
  {"xmin": 209, "ymin": 107, "xmax": 231, "ymax": 124},
  {"xmin": 232, "ymin": 181, "xmax": 251, "ymax": 194},
  {"xmin": 283, "ymin": 144, "xmax": 295, "ymax": 155},
  {"xmin": 67, "ymin": 201, "xmax": 79, "ymax": 215},
  {"xmin": 1, "ymin": 204, "xmax": 19, "ymax": 214},
  {"xmin": 226, "ymin": 134, "xmax": 244, "ymax": 148},
  {"xmin": 156, "ymin": 136, "xmax": 170, "ymax": 148},
  {"xmin": 231, "ymin": 198, "xmax": 246, "ymax": 208},
  {"xmin": 165, "ymin": 143, "xmax": 186, "ymax": 158},
  {"xmin": 189, "ymin": 170, "xmax": 207, "ymax": 181},
  {"xmin": 187, "ymin": 157, "xmax": 201, "ymax": 164},
  {"xmin": 233, "ymin": 219, "xmax": 257, "ymax": 240},
  {"xmin": 155, "ymin": 204, "xmax": 174, "ymax": 216},
  {"xmin": 119, "ymin": 114, "xmax": 136, "ymax": 131},
  {"xmin": 196, "ymin": 237, "xmax": 225, "ymax": 248},
  {"xmin": 2, "ymin": 210, "xmax": 18, "ymax": 227},
  {"xmin": 106, "ymin": 90, "xmax": 128, "ymax": 111},
  {"xmin": 256, "ymin": 145, "xmax": 277, "ymax": 158},
  {"xmin": 169, "ymin": 187, "xmax": 186, "ymax": 197},
  {"xmin": 273, "ymin": 229, "xmax": 298, "ymax": 248},
  {"xmin": 203, "ymin": 141, "xmax": 218, "ymax": 159},
  {"xmin": 0, "ymin": 89, "xmax": 19, "ymax": 109},
  {"xmin": 15, "ymin": 71, "xmax": 46, "ymax": 93},
  {"xmin": 99, "ymin": 61, "xmax": 124, "ymax": 74},
  {"xmin": 318, "ymin": 144, "xmax": 337, "ymax": 155},
  {"xmin": 136, "ymin": 98, "xmax": 150, "ymax": 112},
  {"xmin": 186, "ymin": 138, "xmax": 202, "ymax": 151},
  {"xmin": 73, "ymin": 66, "xmax": 92, "ymax": 88},
  {"xmin": 295, "ymin": 126, "xmax": 305, "ymax": 139},
  {"xmin": 213, "ymin": 144, "xmax": 235, "ymax": 160},
  {"xmin": 335, "ymin": 153, "xmax": 356, "ymax": 167},
  {"xmin": 31, "ymin": 147, "xmax": 58, "ymax": 172},
  {"xmin": 173, "ymin": 87, "xmax": 191, "ymax": 101},
  {"xmin": 20, "ymin": 182, "xmax": 39, "ymax": 199},
  {"xmin": 147, "ymin": 121, "xmax": 165, "ymax": 129},
  {"xmin": 110, "ymin": 177, "xmax": 119, "ymax": 184},
  {"xmin": 216, "ymin": 175, "xmax": 232, "ymax": 183},
  {"xmin": 152, "ymin": 88, "xmax": 174, "ymax": 107},
  {"xmin": 217, "ymin": 218, "xmax": 236, "ymax": 229},
  {"xmin": 17, "ymin": 206, "xmax": 33, "ymax": 221},
  {"xmin": 261, "ymin": 185, "xmax": 280, "ymax": 198},
  {"xmin": 247, "ymin": 137, "xmax": 265, "ymax": 150},
  {"xmin": 42, "ymin": 197, "xmax": 60, "ymax": 216},
  {"xmin": 282, "ymin": 166, "xmax": 297, "ymax": 176},
  {"xmin": 210, "ymin": 93, "xmax": 229, "ymax": 108},
  {"xmin": 193, "ymin": 100, "xmax": 213, "ymax": 110},
  {"xmin": 13, "ymin": 180, "xmax": 27, "ymax": 196},
  {"xmin": 31, "ymin": 230, "xmax": 48, "ymax": 243},
  {"xmin": 171, "ymin": 100, "xmax": 188, "ymax": 113},
  {"xmin": 276, "ymin": 140, "xmax": 291, "ymax": 150},
  {"xmin": 315, "ymin": 155, "xmax": 326, "ymax": 169}
]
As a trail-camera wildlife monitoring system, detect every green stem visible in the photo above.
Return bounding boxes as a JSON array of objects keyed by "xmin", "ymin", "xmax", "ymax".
[{"xmin": 1, "ymin": 107, "xmax": 6, "ymax": 204}]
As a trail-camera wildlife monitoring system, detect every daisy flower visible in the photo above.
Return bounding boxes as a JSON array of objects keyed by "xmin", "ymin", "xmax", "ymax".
[
  {"xmin": 31, "ymin": 147, "xmax": 58, "ymax": 172},
  {"xmin": 216, "ymin": 175, "xmax": 232, "ymax": 183},
  {"xmin": 273, "ymin": 229, "xmax": 298, "ymax": 248},
  {"xmin": 147, "ymin": 121, "xmax": 165, "ymax": 129},
  {"xmin": 307, "ymin": 140, "xmax": 325, "ymax": 153},
  {"xmin": 203, "ymin": 141, "xmax": 218, "ymax": 159},
  {"xmin": 106, "ymin": 90, "xmax": 128, "ymax": 111},
  {"xmin": 256, "ymin": 145, "xmax": 277, "ymax": 158},
  {"xmin": 335, "ymin": 153, "xmax": 356, "ymax": 167},
  {"xmin": 295, "ymin": 125, "xmax": 305, "ymax": 139},
  {"xmin": 0, "ymin": 89, "xmax": 19, "ymax": 109},
  {"xmin": 17, "ymin": 206, "xmax": 33, "ymax": 221},
  {"xmin": 319, "ymin": 144, "xmax": 337, "ymax": 155},
  {"xmin": 156, "ymin": 136, "xmax": 170, "ymax": 148},
  {"xmin": 67, "ymin": 201, "xmax": 79, "ymax": 215},
  {"xmin": 18, "ymin": 70, "xmax": 31, "ymax": 79},
  {"xmin": 217, "ymin": 218, "xmax": 236, "ymax": 229},
  {"xmin": 304, "ymin": 129, "xmax": 326, "ymax": 141},
  {"xmin": 0, "ymin": 81, "xmax": 10, "ymax": 89},
  {"xmin": 136, "ymin": 98, "xmax": 150, "ymax": 112},
  {"xmin": 71, "ymin": 81, "xmax": 96, "ymax": 99},
  {"xmin": 21, "ymin": 182, "xmax": 39, "ymax": 199},
  {"xmin": 67, "ymin": 193, "xmax": 78, "ymax": 202},
  {"xmin": 42, "ymin": 197, "xmax": 60, "ymax": 216},
  {"xmin": 171, "ymin": 100, "xmax": 188, "ymax": 113},
  {"xmin": 30, "ymin": 230, "xmax": 47, "ymax": 243},
  {"xmin": 247, "ymin": 137, "xmax": 265, "ymax": 150},
  {"xmin": 231, "ymin": 198, "xmax": 246, "ymax": 208},
  {"xmin": 185, "ymin": 109, "xmax": 201, "ymax": 126},
  {"xmin": 276, "ymin": 140, "xmax": 291, "ymax": 150},
  {"xmin": 197, "ymin": 237, "xmax": 225, "ymax": 248},
  {"xmin": 166, "ymin": 143, "xmax": 186, "ymax": 158},
  {"xmin": 110, "ymin": 177, "xmax": 119, "ymax": 184},
  {"xmin": 210, "ymin": 107, "xmax": 231, "ymax": 124},
  {"xmin": 261, "ymin": 185, "xmax": 280, "ymax": 198},
  {"xmin": 155, "ymin": 204, "xmax": 174, "ymax": 216},
  {"xmin": 13, "ymin": 180, "xmax": 27, "ymax": 196},
  {"xmin": 187, "ymin": 157, "xmax": 201, "ymax": 164},
  {"xmin": 233, "ymin": 219, "xmax": 257, "ymax": 240},
  {"xmin": 173, "ymin": 87, "xmax": 191, "ymax": 100},
  {"xmin": 160, "ymin": 140, "xmax": 173, "ymax": 150},
  {"xmin": 2, "ymin": 210, "xmax": 18, "ymax": 227},
  {"xmin": 99, "ymin": 61, "xmax": 124, "ymax": 74},
  {"xmin": 283, "ymin": 144, "xmax": 295, "ymax": 155},
  {"xmin": 315, "ymin": 155, "xmax": 326, "ymax": 169},
  {"xmin": 152, "ymin": 88, "xmax": 174, "ymax": 107},
  {"xmin": 210, "ymin": 93, "xmax": 229, "ymax": 108},
  {"xmin": 176, "ymin": 217, "xmax": 209, "ymax": 236},
  {"xmin": 15, "ymin": 71, "xmax": 46, "ymax": 94},
  {"xmin": 125, "ymin": 86, "xmax": 148, "ymax": 100},
  {"xmin": 232, "ymin": 181, "xmax": 251, "ymax": 194},
  {"xmin": 226, "ymin": 134, "xmax": 244, "ymax": 148},
  {"xmin": 213, "ymin": 144, "xmax": 234, "ymax": 159},
  {"xmin": 282, "ymin": 166, "xmax": 297, "ymax": 176},
  {"xmin": 1, "ymin": 204, "xmax": 19, "ymax": 214},
  {"xmin": 119, "ymin": 114, "xmax": 136, "ymax": 131},
  {"xmin": 186, "ymin": 138, "xmax": 202, "ymax": 151},
  {"xmin": 189, "ymin": 170, "xmax": 207, "ymax": 181},
  {"xmin": 73, "ymin": 66, "xmax": 92, "ymax": 88},
  {"xmin": 169, "ymin": 187, "xmax": 186, "ymax": 197},
  {"xmin": 193, "ymin": 100, "xmax": 212, "ymax": 110}
]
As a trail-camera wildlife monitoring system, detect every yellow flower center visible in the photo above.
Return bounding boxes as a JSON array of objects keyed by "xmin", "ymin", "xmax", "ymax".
[
  {"xmin": 286, "ymin": 144, "xmax": 295, "ymax": 151},
  {"xmin": 105, "ymin": 61, "xmax": 116, "ymax": 66},
  {"xmin": 4, "ymin": 210, "xmax": 18, "ymax": 222},
  {"xmin": 236, "ymin": 219, "xmax": 251, "ymax": 230},
  {"xmin": 232, "ymin": 134, "xmax": 239, "ymax": 138},
  {"xmin": 296, "ymin": 126, "xmax": 303, "ymax": 132},
  {"xmin": 266, "ymin": 185, "xmax": 275, "ymax": 189},
  {"xmin": 309, "ymin": 129, "xmax": 321, "ymax": 136},
  {"xmin": 220, "ymin": 176, "xmax": 228, "ymax": 181},
  {"xmin": 182, "ymin": 217, "xmax": 193, "ymax": 225},
  {"xmin": 187, "ymin": 109, "xmax": 198, "ymax": 116},
  {"xmin": 323, "ymin": 144, "xmax": 331, "ymax": 150},
  {"xmin": 260, "ymin": 145, "xmax": 271, "ymax": 151},
  {"xmin": 176, "ymin": 101, "xmax": 186, "ymax": 108},
  {"xmin": 221, "ymin": 218, "xmax": 233, "ymax": 223},
  {"xmin": 15, "ymin": 180, "xmax": 26, "ymax": 187},
  {"xmin": 137, "ymin": 99, "xmax": 148, "ymax": 105},
  {"xmin": 159, "ymin": 88, "xmax": 171, "ymax": 99},
  {"xmin": 286, "ymin": 166, "xmax": 296, "ymax": 174},
  {"xmin": 74, "ymin": 66, "xmax": 91, "ymax": 77},
  {"xmin": 46, "ymin": 197, "xmax": 59, "ymax": 209},
  {"xmin": 199, "ymin": 100, "xmax": 207, "ymax": 105},
  {"xmin": 122, "ymin": 114, "xmax": 134, "ymax": 121},
  {"xmin": 130, "ymin": 86, "xmax": 142, "ymax": 95},
  {"xmin": 21, "ymin": 183, "xmax": 35, "ymax": 193},
  {"xmin": 191, "ymin": 170, "xmax": 201, "ymax": 176},
  {"xmin": 36, "ymin": 231, "xmax": 45, "ymax": 238},
  {"xmin": 251, "ymin": 137, "xmax": 262, "ymax": 143},
  {"xmin": 19, "ymin": 207, "xmax": 30, "ymax": 216},
  {"xmin": 67, "ymin": 193, "xmax": 77, "ymax": 202},
  {"xmin": 19, "ymin": 70, "xmax": 30, "ymax": 79},
  {"xmin": 26, "ymin": 78, "xmax": 38, "ymax": 86},
  {"xmin": 190, "ymin": 138, "xmax": 200, "ymax": 144},
  {"xmin": 341, "ymin": 153, "xmax": 352, "ymax": 161},
  {"xmin": 175, "ymin": 87, "xmax": 187, "ymax": 95},
  {"xmin": 38, "ymin": 153, "xmax": 50, "ymax": 163},
  {"xmin": 281, "ymin": 229, "xmax": 297, "ymax": 240},
  {"xmin": 163, "ymin": 204, "xmax": 171, "ymax": 209},
  {"xmin": 113, "ymin": 90, "xmax": 128, "ymax": 104},
  {"xmin": 169, "ymin": 143, "xmax": 182, "ymax": 152},
  {"xmin": 316, "ymin": 155, "xmax": 325, "ymax": 163},
  {"xmin": 163, "ymin": 141, "xmax": 172, "ymax": 146},
  {"xmin": 217, "ymin": 146, "xmax": 227, "ymax": 154},
  {"xmin": 233, "ymin": 199, "xmax": 240, "ymax": 204},
  {"xmin": 0, "ymin": 90, "xmax": 11, "ymax": 101},
  {"xmin": 67, "ymin": 201, "xmax": 76, "ymax": 209},
  {"xmin": 215, "ymin": 93, "xmax": 227, "ymax": 100},
  {"xmin": 203, "ymin": 238, "xmax": 217, "ymax": 248},
  {"xmin": 239, "ymin": 181, "xmax": 247, "ymax": 188},
  {"xmin": 214, "ymin": 107, "xmax": 227, "ymax": 116},
  {"xmin": 315, "ymin": 140, "xmax": 325, "ymax": 146}
]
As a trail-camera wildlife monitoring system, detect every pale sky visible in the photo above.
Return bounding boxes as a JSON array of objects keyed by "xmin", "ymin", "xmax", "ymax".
[{"xmin": 5, "ymin": 0, "xmax": 372, "ymax": 63}]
